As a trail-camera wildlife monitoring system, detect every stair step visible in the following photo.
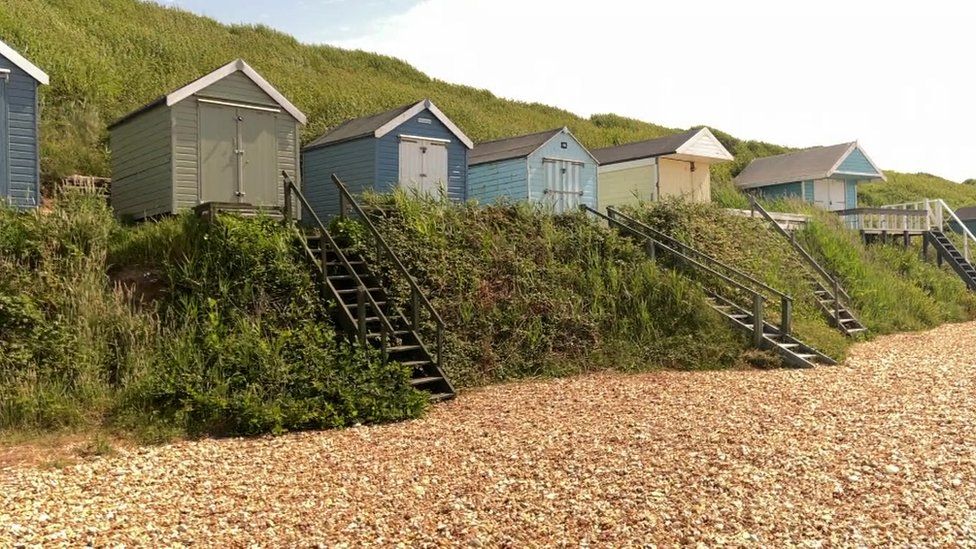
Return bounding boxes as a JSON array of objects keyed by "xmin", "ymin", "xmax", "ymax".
[
  {"xmin": 337, "ymin": 287, "xmax": 381, "ymax": 295},
  {"xmin": 846, "ymin": 328, "xmax": 868, "ymax": 334},
  {"xmin": 795, "ymin": 353, "xmax": 817, "ymax": 360},
  {"xmin": 777, "ymin": 343, "xmax": 799, "ymax": 349},
  {"xmin": 429, "ymin": 392, "xmax": 455, "ymax": 402},
  {"xmin": 367, "ymin": 330, "xmax": 412, "ymax": 338},
  {"xmin": 401, "ymin": 360, "xmax": 433, "ymax": 368},
  {"xmin": 410, "ymin": 376, "xmax": 443, "ymax": 387},
  {"xmin": 388, "ymin": 344, "xmax": 422, "ymax": 353}
]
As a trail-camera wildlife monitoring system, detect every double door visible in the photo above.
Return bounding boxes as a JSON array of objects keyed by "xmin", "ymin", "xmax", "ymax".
[
  {"xmin": 398, "ymin": 136, "xmax": 449, "ymax": 196},
  {"xmin": 199, "ymin": 101, "xmax": 278, "ymax": 205},
  {"xmin": 543, "ymin": 158, "xmax": 583, "ymax": 214},
  {"xmin": 813, "ymin": 179, "xmax": 847, "ymax": 211}
]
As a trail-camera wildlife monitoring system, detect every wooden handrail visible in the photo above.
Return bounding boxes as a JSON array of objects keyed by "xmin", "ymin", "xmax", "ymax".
[
  {"xmin": 330, "ymin": 174, "xmax": 445, "ymax": 329},
  {"xmin": 606, "ymin": 206, "xmax": 792, "ymax": 302},
  {"xmin": 584, "ymin": 205, "xmax": 791, "ymax": 339},
  {"xmin": 281, "ymin": 172, "xmax": 400, "ymax": 348},
  {"xmin": 748, "ymin": 195, "xmax": 852, "ymax": 304}
]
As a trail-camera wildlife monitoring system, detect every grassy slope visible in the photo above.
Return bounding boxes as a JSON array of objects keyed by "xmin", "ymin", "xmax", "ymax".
[{"xmin": 859, "ymin": 172, "xmax": 976, "ymax": 208}]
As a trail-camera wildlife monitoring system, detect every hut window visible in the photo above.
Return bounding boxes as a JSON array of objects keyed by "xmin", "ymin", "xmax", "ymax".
[
  {"xmin": 418, "ymin": 117, "xmax": 432, "ymax": 125},
  {"xmin": 561, "ymin": 141, "xmax": 568, "ymax": 149}
]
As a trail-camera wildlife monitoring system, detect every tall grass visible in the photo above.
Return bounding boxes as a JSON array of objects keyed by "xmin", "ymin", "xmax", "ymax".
[
  {"xmin": 0, "ymin": 195, "xmax": 425, "ymax": 437},
  {"xmin": 339, "ymin": 193, "xmax": 743, "ymax": 386}
]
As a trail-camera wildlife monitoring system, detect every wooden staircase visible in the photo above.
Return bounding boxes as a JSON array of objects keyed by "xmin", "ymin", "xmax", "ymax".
[
  {"xmin": 282, "ymin": 172, "xmax": 455, "ymax": 401},
  {"xmin": 587, "ymin": 206, "xmax": 835, "ymax": 369},
  {"xmin": 925, "ymin": 230, "xmax": 976, "ymax": 290},
  {"xmin": 747, "ymin": 197, "xmax": 867, "ymax": 337}
]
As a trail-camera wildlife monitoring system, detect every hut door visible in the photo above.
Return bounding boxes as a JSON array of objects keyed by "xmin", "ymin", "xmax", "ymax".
[
  {"xmin": 238, "ymin": 110, "xmax": 278, "ymax": 207},
  {"xmin": 814, "ymin": 179, "xmax": 846, "ymax": 211},
  {"xmin": 399, "ymin": 136, "xmax": 448, "ymax": 197},
  {"xmin": 543, "ymin": 159, "xmax": 582, "ymax": 214},
  {"xmin": 200, "ymin": 103, "xmax": 240, "ymax": 203}
]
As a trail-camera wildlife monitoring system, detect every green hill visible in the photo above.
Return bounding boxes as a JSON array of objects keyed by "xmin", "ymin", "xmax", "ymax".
[
  {"xmin": 3, "ymin": 0, "xmax": 788, "ymax": 185},
  {"xmin": 2, "ymin": 0, "xmax": 971, "ymax": 204}
]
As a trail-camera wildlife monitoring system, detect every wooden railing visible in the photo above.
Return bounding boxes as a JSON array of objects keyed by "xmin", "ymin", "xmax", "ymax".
[
  {"xmin": 748, "ymin": 196, "xmax": 852, "ymax": 321},
  {"xmin": 878, "ymin": 199, "xmax": 976, "ymax": 263},
  {"xmin": 585, "ymin": 205, "xmax": 792, "ymax": 343},
  {"xmin": 835, "ymin": 207, "xmax": 929, "ymax": 233},
  {"xmin": 281, "ymin": 172, "xmax": 431, "ymax": 366},
  {"xmin": 330, "ymin": 174, "xmax": 446, "ymax": 370}
]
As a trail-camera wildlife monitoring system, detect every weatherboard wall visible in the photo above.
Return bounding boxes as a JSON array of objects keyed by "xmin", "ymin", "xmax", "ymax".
[
  {"xmin": 0, "ymin": 53, "xmax": 41, "ymax": 209},
  {"xmin": 302, "ymin": 136, "xmax": 377, "ymax": 219},
  {"xmin": 467, "ymin": 157, "xmax": 527, "ymax": 204},
  {"xmin": 836, "ymin": 147, "xmax": 878, "ymax": 176},
  {"xmin": 110, "ymin": 103, "xmax": 174, "ymax": 219}
]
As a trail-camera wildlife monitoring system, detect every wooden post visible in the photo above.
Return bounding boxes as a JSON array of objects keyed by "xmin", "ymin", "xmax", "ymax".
[
  {"xmin": 923, "ymin": 235, "xmax": 929, "ymax": 260},
  {"xmin": 283, "ymin": 181, "xmax": 292, "ymax": 223},
  {"xmin": 646, "ymin": 240, "xmax": 656, "ymax": 262},
  {"xmin": 780, "ymin": 296, "xmax": 792, "ymax": 336},
  {"xmin": 436, "ymin": 326, "xmax": 444, "ymax": 370},
  {"xmin": 339, "ymin": 192, "xmax": 347, "ymax": 220},
  {"xmin": 357, "ymin": 287, "xmax": 367, "ymax": 344},
  {"xmin": 380, "ymin": 319, "xmax": 388, "ymax": 362},
  {"xmin": 904, "ymin": 230, "xmax": 910, "ymax": 249},
  {"xmin": 752, "ymin": 294, "xmax": 764, "ymax": 348},
  {"xmin": 319, "ymin": 240, "xmax": 328, "ymax": 274},
  {"xmin": 833, "ymin": 279, "xmax": 841, "ymax": 325},
  {"xmin": 412, "ymin": 288, "xmax": 420, "ymax": 331}
]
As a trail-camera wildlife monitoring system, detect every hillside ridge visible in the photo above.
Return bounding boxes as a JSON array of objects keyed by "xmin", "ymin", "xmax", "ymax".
[{"xmin": 1, "ymin": 0, "xmax": 971, "ymax": 204}]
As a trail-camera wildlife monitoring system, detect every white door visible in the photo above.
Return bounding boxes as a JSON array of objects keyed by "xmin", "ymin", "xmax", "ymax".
[
  {"xmin": 813, "ymin": 179, "xmax": 846, "ymax": 211},
  {"xmin": 398, "ymin": 137, "xmax": 448, "ymax": 197},
  {"xmin": 543, "ymin": 159, "xmax": 582, "ymax": 214}
]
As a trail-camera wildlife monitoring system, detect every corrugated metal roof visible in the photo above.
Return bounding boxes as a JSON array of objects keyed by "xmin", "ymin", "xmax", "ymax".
[
  {"xmin": 468, "ymin": 128, "xmax": 564, "ymax": 165},
  {"xmin": 303, "ymin": 102, "xmax": 417, "ymax": 150},
  {"xmin": 734, "ymin": 142, "xmax": 857, "ymax": 189},
  {"xmin": 591, "ymin": 129, "xmax": 701, "ymax": 165}
]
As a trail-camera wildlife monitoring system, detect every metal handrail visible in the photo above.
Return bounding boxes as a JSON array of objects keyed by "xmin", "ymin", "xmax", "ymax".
[
  {"xmin": 748, "ymin": 195, "xmax": 853, "ymax": 304},
  {"xmin": 931, "ymin": 199, "xmax": 975, "ymax": 263},
  {"xmin": 875, "ymin": 199, "xmax": 976, "ymax": 263},
  {"xmin": 583, "ymin": 205, "xmax": 791, "ymax": 341},
  {"xmin": 606, "ymin": 206, "xmax": 791, "ymax": 302},
  {"xmin": 281, "ymin": 172, "xmax": 399, "ymax": 355}
]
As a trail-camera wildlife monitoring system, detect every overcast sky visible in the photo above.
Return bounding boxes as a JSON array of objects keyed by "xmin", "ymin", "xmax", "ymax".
[{"xmin": 166, "ymin": 0, "xmax": 975, "ymax": 181}]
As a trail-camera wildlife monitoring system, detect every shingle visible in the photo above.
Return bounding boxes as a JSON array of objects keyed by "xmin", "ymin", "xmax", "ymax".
[
  {"xmin": 303, "ymin": 101, "xmax": 418, "ymax": 150},
  {"xmin": 591, "ymin": 129, "xmax": 700, "ymax": 165},
  {"xmin": 734, "ymin": 143, "xmax": 856, "ymax": 188},
  {"xmin": 469, "ymin": 128, "xmax": 564, "ymax": 165}
]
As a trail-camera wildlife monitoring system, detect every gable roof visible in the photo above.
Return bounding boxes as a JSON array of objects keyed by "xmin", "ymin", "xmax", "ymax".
[
  {"xmin": 469, "ymin": 127, "xmax": 566, "ymax": 165},
  {"xmin": 592, "ymin": 127, "xmax": 732, "ymax": 165},
  {"xmin": 303, "ymin": 98, "xmax": 473, "ymax": 151},
  {"xmin": 0, "ymin": 39, "xmax": 49, "ymax": 85},
  {"xmin": 734, "ymin": 142, "xmax": 885, "ymax": 189},
  {"xmin": 109, "ymin": 59, "xmax": 306, "ymax": 129}
]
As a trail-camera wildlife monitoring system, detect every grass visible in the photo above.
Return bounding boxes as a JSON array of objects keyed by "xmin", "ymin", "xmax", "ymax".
[
  {"xmin": 625, "ymin": 199, "xmax": 976, "ymax": 360},
  {"xmin": 0, "ymin": 193, "xmax": 427, "ymax": 438}
]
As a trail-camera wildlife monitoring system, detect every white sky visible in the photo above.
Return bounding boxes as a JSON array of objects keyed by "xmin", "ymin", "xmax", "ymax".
[{"xmin": 333, "ymin": 0, "xmax": 976, "ymax": 181}]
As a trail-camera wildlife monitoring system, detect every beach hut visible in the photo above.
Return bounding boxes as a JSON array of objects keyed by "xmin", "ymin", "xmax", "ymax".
[
  {"xmin": 954, "ymin": 206, "xmax": 976, "ymax": 235},
  {"xmin": 0, "ymin": 40, "xmax": 48, "ymax": 210},
  {"xmin": 734, "ymin": 142, "xmax": 885, "ymax": 211},
  {"xmin": 592, "ymin": 127, "xmax": 732, "ymax": 209},
  {"xmin": 467, "ymin": 127, "xmax": 598, "ymax": 213},
  {"xmin": 109, "ymin": 59, "xmax": 306, "ymax": 220},
  {"xmin": 301, "ymin": 99, "xmax": 472, "ymax": 219}
]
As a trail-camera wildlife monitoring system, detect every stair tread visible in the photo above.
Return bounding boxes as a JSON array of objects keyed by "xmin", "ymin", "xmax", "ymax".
[
  {"xmin": 388, "ymin": 344, "xmax": 423, "ymax": 353},
  {"xmin": 401, "ymin": 360, "xmax": 433, "ymax": 367},
  {"xmin": 410, "ymin": 376, "xmax": 444, "ymax": 386}
]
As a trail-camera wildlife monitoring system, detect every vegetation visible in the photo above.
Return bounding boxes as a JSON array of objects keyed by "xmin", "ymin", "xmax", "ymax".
[
  {"xmin": 338, "ymin": 193, "xmax": 742, "ymax": 387},
  {"xmin": 859, "ymin": 172, "xmax": 976, "ymax": 208},
  {"xmin": 628, "ymin": 199, "xmax": 976, "ymax": 359},
  {"xmin": 0, "ymin": 193, "xmax": 424, "ymax": 437}
]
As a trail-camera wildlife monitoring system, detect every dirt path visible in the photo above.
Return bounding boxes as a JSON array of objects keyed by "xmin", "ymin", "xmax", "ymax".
[{"xmin": 3, "ymin": 322, "xmax": 976, "ymax": 545}]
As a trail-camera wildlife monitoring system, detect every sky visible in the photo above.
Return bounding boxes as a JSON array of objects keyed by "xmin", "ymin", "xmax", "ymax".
[{"xmin": 162, "ymin": 0, "xmax": 975, "ymax": 181}]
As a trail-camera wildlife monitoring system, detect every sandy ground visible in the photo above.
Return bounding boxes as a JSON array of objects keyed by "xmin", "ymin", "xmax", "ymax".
[{"xmin": 2, "ymin": 321, "xmax": 976, "ymax": 546}]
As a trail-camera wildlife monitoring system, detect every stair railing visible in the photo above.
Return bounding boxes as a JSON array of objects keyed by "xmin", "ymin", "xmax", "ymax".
[
  {"xmin": 583, "ymin": 205, "xmax": 790, "ymax": 343},
  {"xmin": 928, "ymin": 199, "xmax": 975, "ymax": 263},
  {"xmin": 747, "ymin": 195, "xmax": 852, "ymax": 323},
  {"xmin": 329, "ymin": 173, "xmax": 446, "ymax": 371},
  {"xmin": 605, "ymin": 206, "xmax": 794, "ymax": 336},
  {"xmin": 281, "ymin": 172, "xmax": 399, "ymax": 361}
]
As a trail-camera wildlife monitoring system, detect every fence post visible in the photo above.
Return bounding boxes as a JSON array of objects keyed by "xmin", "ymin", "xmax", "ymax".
[
  {"xmin": 412, "ymin": 288, "xmax": 420, "ymax": 331},
  {"xmin": 380, "ymin": 318, "xmax": 388, "ymax": 362},
  {"xmin": 646, "ymin": 240, "xmax": 656, "ymax": 262},
  {"xmin": 283, "ymin": 181, "xmax": 292, "ymax": 223},
  {"xmin": 833, "ymin": 279, "xmax": 841, "ymax": 325},
  {"xmin": 780, "ymin": 297, "xmax": 792, "ymax": 336},
  {"xmin": 752, "ymin": 294, "xmax": 764, "ymax": 348},
  {"xmin": 319, "ymin": 239, "xmax": 328, "ymax": 274},
  {"xmin": 357, "ymin": 287, "xmax": 367, "ymax": 344}
]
